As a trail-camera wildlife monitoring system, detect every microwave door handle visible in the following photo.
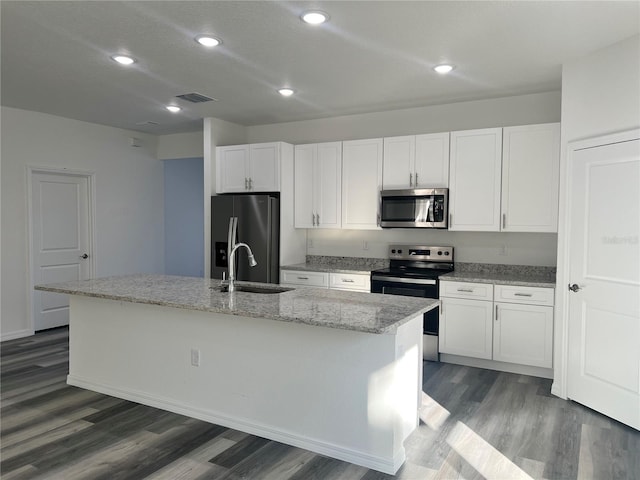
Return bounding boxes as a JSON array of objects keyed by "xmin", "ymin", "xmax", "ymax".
[{"xmin": 428, "ymin": 197, "xmax": 434, "ymax": 222}]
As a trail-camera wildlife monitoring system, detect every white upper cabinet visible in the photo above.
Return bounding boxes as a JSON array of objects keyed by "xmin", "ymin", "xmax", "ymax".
[
  {"xmin": 342, "ymin": 138, "xmax": 383, "ymax": 229},
  {"xmin": 383, "ymin": 133, "xmax": 449, "ymax": 189},
  {"xmin": 294, "ymin": 142, "xmax": 342, "ymax": 229},
  {"xmin": 216, "ymin": 142, "xmax": 281, "ymax": 193},
  {"xmin": 501, "ymin": 123, "xmax": 560, "ymax": 232},
  {"xmin": 449, "ymin": 128, "xmax": 503, "ymax": 231}
]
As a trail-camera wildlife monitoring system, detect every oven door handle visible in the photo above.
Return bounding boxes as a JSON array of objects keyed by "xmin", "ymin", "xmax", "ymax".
[{"xmin": 371, "ymin": 275, "xmax": 437, "ymax": 285}]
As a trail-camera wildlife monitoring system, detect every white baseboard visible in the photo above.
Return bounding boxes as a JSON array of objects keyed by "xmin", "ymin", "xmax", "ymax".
[
  {"xmin": 1, "ymin": 329, "xmax": 34, "ymax": 342},
  {"xmin": 67, "ymin": 374, "xmax": 403, "ymax": 475}
]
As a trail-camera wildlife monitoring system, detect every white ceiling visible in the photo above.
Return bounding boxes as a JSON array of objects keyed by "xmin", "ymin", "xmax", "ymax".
[{"xmin": 2, "ymin": 1, "xmax": 639, "ymax": 135}]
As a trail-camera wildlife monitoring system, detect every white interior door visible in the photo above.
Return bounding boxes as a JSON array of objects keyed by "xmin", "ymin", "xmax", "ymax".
[
  {"xmin": 567, "ymin": 135, "xmax": 640, "ymax": 430},
  {"xmin": 31, "ymin": 171, "xmax": 92, "ymax": 331}
]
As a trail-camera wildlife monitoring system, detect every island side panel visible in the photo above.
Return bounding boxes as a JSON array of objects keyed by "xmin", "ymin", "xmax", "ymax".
[{"xmin": 67, "ymin": 295, "xmax": 423, "ymax": 474}]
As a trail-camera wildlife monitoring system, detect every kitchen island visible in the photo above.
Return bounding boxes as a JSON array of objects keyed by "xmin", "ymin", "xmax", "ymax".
[{"xmin": 36, "ymin": 274, "xmax": 437, "ymax": 474}]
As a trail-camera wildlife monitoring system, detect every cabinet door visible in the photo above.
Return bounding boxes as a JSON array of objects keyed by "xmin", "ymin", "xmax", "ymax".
[
  {"xmin": 294, "ymin": 144, "xmax": 315, "ymax": 228},
  {"xmin": 316, "ymin": 142, "xmax": 342, "ymax": 228},
  {"xmin": 249, "ymin": 143, "xmax": 280, "ymax": 192},
  {"xmin": 449, "ymin": 128, "xmax": 502, "ymax": 231},
  {"xmin": 382, "ymin": 135, "xmax": 414, "ymax": 189},
  {"xmin": 216, "ymin": 145, "xmax": 249, "ymax": 193},
  {"xmin": 493, "ymin": 303, "xmax": 553, "ymax": 368},
  {"xmin": 440, "ymin": 297, "xmax": 493, "ymax": 359},
  {"xmin": 342, "ymin": 138, "xmax": 383, "ymax": 229},
  {"xmin": 501, "ymin": 123, "xmax": 560, "ymax": 232},
  {"xmin": 415, "ymin": 132, "xmax": 450, "ymax": 187}
]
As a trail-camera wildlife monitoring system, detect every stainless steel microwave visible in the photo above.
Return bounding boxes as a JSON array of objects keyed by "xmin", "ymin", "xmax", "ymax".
[{"xmin": 380, "ymin": 188, "xmax": 448, "ymax": 228}]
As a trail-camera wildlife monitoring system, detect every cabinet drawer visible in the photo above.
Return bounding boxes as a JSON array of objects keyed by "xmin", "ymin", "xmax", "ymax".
[
  {"xmin": 280, "ymin": 270, "xmax": 328, "ymax": 288},
  {"xmin": 330, "ymin": 273, "xmax": 371, "ymax": 292},
  {"xmin": 440, "ymin": 281, "xmax": 493, "ymax": 301},
  {"xmin": 494, "ymin": 285, "xmax": 554, "ymax": 306}
]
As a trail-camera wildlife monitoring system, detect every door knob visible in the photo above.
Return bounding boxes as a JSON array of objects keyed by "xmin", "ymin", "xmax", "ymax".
[
  {"xmin": 568, "ymin": 283, "xmax": 581, "ymax": 292},
  {"xmin": 80, "ymin": 253, "xmax": 89, "ymax": 259}
]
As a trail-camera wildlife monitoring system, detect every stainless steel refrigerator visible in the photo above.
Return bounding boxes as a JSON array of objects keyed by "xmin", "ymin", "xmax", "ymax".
[{"xmin": 211, "ymin": 194, "xmax": 280, "ymax": 283}]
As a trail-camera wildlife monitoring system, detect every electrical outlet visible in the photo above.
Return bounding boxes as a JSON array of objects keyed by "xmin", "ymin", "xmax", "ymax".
[
  {"xmin": 307, "ymin": 238, "xmax": 314, "ymax": 249},
  {"xmin": 191, "ymin": 348, "xmax": 200, "ymax": 367},
  {"xmin": 363, "ymin": 241, "xmax": 369, "ymax": 251},
  {"xmin": 498, "ymin": 244, "xmax": 508, "ymax": 256}
]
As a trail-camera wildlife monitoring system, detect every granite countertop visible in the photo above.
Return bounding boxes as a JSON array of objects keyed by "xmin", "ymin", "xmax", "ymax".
[
  {"xmin": 439, "ymin": 271, "xmax": 556, "ymax": 288},
  {"xmin": 281, "ymin": 262, "xmax": 375, "ymax": 274},
  {"xmin": 35, "ymin": 274, "xmax": 436, "ymax": 335},
  {"xmin": 281, "ymin": 255, "xmax": 388, "ymax": 274}
]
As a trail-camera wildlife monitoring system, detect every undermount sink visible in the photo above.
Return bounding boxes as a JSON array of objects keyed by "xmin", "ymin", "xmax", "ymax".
[{"xmin": 217, "ymin": 285, "xmax": 293, "ymax": 294}]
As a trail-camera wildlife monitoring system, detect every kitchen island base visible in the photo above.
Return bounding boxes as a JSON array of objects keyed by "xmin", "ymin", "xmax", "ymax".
[{"xmin": 67, "ymin": 295, "xmax": 423, "ymax": 474}]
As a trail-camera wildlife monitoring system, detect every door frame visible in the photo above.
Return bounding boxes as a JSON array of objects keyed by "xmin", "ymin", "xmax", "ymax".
[
  {"xmin": 26, "ymin": 166, "xmax": 96, "ymax": 332},
  {"xmin": 553, "ymin": 128, "xmax": 640, "ymax": 399}
]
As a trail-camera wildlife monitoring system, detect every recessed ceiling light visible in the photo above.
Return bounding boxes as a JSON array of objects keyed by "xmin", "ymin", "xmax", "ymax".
[
  {"xmin": 434, "ymin": 64, "xmax": 455, "ymax": 74},
  {"xmin": 166, "ymin": 105, "xmax": 182, "ymax": 113},
  {"xmin": 111, "ymin": 54, "xmax": 136, "ymax": 65},
  {"xmin": 278, "ymin": 88, "xmax": 295, "ymax": 97},
  {"xmin": 301, "ymin": 11, "xmax": 329, "ymax": 25},
  {"xmin": 195, "ymin": 35, "xmax": 222, "ymax": 47}
]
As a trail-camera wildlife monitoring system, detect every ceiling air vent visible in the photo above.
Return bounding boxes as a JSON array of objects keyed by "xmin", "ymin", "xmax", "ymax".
[
  {"xmin": 175, "ymin": 92, "xmax": 217, "ymax": 103},
  {"xmin": 135, "ymin": 121, "xmax": 159, "ymax": 126}
]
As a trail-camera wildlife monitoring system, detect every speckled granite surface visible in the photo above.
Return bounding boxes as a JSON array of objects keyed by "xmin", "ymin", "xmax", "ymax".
[
  {"xmin": 441, "ymin": 263, "xmax": 556, "ymax": 287},
  {"xmin": 35, "ymin": 274, "xmax": 435, "ymax": 334},
  {"xmin": 282, "ymin": 255, "xmax": 388, "ymax": 274}
]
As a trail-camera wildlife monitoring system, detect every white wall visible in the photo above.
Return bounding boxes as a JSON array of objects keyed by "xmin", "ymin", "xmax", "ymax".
[
  {"xmin": 553, "ymin": 35, "xmax": 640, "ymax": 398},
  {"xmin": 1, "ymin": 107, "xmax": 165, "ymax": 340},
  {"xmin": 245, "ymin": 91, "xmax": 562, "ymax": 265},
  {"xmin": 157, "ymin": 131, "xmax": 204, "ymax": 160},
  {"xmin": 247, "ymin": 91, "xmax": 561, "ymax": 144}
]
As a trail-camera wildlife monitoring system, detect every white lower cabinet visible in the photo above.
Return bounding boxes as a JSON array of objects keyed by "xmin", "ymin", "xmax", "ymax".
[
  {"xmin": 280, "ymin": 270, "xmax": 328, "ymax": 288},
  {"xmin": 329, "ymin": 272, "xmax": 370, "ymax": 292},
  {"xmin": 440, "ymin": 297, "xmax": 493, "ymax": 359},
  {"xmin": 281, "ymin": 270, "xmax": 370, "ymax": 292},
  {"xmin": 493, "ymin": 302, "xmax": 553, "ymax": 368},
  {"xmin": 439, "ymin": 281, "xmax": 554, "ymax": 371}
]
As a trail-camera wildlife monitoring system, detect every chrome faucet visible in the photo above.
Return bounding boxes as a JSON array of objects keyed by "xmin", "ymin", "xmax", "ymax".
[
  {"xmin": 226, "ymin": 217, "xmax": 257, "ymax": 292},
  {"xmin": 228, "ymin": 242, "xmax": 257, "ymax": 292}
]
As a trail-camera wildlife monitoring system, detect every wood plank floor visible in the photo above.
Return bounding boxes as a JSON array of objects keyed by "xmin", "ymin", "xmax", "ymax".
[{"xmin": 1, "ymin": 327, "xmax": 638, "ymax": 479}]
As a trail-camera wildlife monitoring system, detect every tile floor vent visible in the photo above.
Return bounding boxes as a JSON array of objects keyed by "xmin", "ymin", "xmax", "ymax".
[{"xmin": 176, "ymin": 92, "xmax": 217, "ymax": 103}]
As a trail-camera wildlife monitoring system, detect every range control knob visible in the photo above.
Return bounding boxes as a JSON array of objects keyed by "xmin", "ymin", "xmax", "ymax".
[
  {"xmin": 444, "ymin": 251, "xmax": 450, "ymax": 256},
  {"xmin": 437, "ymin": 251, "xmax": 443, "ymax": 255},
  {"xmin": 391, "ymin": 249, "xmax": 396, "ymax": 254}
]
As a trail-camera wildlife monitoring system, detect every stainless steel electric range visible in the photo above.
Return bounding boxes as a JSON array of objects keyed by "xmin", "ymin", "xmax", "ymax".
[{"xmin": 370, "ymin": 245, "xmax": 454, "ymax": 361}]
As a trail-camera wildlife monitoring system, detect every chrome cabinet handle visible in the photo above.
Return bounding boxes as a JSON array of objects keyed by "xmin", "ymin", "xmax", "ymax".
[
  {"xmin": 312, "ymin": 213, "xmax": 315, "ymax": 226},
  {"xmin": 502, "ymin": 213, "xmax": 506, "ymax": 229},
  {"xmin": 248, "ymin": 178, "xmax": 253, "ymax": 190},
  {"xmin": 514, "ymin": 293, "xmax": 532, "ymax": 297},
  {"xmin": 297, "ymin": 276, "xmax": 309, "ymax": 280},
  {"xmin": 377, "ymin": 213, "xmax": 381, "ymax": 226},
  {"xmin": 409, "ymin": 173, "xmax": 413, "ymax": 187},
  {"xmin": 568, "ymin": 283, "xmax": 581, "ymax": 292},
  {"xmin": 457, "ymin": 288, "xmax": 474, "ymax": 293},
  {"xmin": 449, "ymin": 213, "xmax": 452, "ymax": 226},
  {"xmin": 342, "ymin": 279, "xmax": 354, "ymax": 283},
  {"xmin": 495, "ymin": 304, "xmax": 499, "ymax": 321},
  {"xmin": 316, "ymin": 213, "xmax": 320, "ymax": 225},
  {"xmin": 245, "ymin": 178, "xmax": 249, "ymax": 190},
  {"xmin": 415, "ymin": 172, "xmax": 418, "ymax": 186}
]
